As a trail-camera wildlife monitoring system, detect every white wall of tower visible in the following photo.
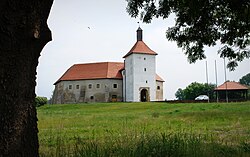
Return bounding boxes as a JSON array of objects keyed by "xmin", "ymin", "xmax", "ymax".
[{"xmin": 124, "ymin": 53, "xmax": 156, "ymax": 102}]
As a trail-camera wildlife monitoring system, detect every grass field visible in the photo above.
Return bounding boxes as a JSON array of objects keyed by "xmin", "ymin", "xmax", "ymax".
[{"xmin": 38, "ymin": 102, "xmax": 250, "ymax": 156}]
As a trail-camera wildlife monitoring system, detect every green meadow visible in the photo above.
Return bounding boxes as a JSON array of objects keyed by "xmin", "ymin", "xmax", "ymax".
[{"xmin": 38, "ymin": 102, "xmax": 250, "ymax": 157}]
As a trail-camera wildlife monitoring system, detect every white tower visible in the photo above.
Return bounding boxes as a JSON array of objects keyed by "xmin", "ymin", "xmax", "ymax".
[{"xmin": 123, "ymin": 27, "xmax": 158, "ymax": 102}]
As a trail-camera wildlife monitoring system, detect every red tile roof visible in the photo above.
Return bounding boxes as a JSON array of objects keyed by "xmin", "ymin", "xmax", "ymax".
[
  {"xmin": 54, "ymin": 62, "xmax": 124, "ymax": 84},
  {"xmin": 214, "ymin": 81, "xmax": 248, "ymax": 91},
  {"xmin": 123, "ymin": 41, "xmax": 157, "ymax": 58},
  {"xmin": 55, "ymin": 62, "xmax": 164, "ymax": 84}
]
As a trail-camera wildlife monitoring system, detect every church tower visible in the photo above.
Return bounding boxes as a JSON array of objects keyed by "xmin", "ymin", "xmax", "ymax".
[{"xmin": 123, "ymin": 27, "xmax": 158, "ymax": 102}]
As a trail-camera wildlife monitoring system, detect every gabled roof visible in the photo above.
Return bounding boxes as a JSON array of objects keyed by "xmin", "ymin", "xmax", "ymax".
[
  {"xmin": 54, "ymin": 62, "xmax": 164, "ymax": 85},
  {"xmin": 214, "ymin": 81, "xmax": 248, "ymax": 91},
  {"xmin": 54, "ymin": 62, "xmax": 124, "ymax": 85},
  {"xmin": 123, "ymin": 41, "xmax": 157, "ymax": 58}
]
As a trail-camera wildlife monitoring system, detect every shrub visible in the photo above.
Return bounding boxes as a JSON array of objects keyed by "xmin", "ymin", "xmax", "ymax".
[{"xmin": 35, "ymin": 96, "xmax": 47, "ymax": 107}]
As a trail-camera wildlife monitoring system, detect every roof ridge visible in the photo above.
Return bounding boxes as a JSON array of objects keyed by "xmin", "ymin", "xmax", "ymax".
[{"xmin": 73, "ymin": 61, "xmax": 123, "ymax": 66}]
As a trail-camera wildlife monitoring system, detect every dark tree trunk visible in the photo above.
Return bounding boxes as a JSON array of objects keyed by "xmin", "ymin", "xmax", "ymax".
[{"xmin": 0, "ymin": 0, "xmax": 53, "ymax": 156}]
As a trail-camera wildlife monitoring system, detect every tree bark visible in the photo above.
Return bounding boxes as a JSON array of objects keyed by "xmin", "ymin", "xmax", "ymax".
[{"xmin": 0, "ymin": 0, "xmax": 53, "ymax": 156}]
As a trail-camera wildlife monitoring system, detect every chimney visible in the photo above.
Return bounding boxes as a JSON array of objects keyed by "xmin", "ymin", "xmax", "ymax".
[{"xmin": 137, "ymin": 27, "xmax": 143, "ymax": 41}]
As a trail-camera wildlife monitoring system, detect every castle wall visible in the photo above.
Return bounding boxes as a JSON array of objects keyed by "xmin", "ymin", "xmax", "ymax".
[{"xmin": 52, "ymin": 79, "xmax": 123, "ymax": 104}]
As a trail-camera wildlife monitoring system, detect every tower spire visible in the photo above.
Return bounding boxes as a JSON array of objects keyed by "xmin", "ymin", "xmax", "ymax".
[{"xmin": 137, "ymin": 27, "xmax": 143, "ymax": 41}]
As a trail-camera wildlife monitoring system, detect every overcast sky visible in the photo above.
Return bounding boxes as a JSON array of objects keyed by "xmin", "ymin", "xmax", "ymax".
[{"xmin": 36, "ymin": 0, "xmax": 250, "ymax": 100}]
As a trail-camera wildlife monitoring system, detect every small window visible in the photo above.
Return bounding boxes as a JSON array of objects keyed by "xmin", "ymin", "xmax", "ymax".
[
  {"xmin": 68, "ymin": 85, "xmax": 72, "ymax": 90},
  {"xmin": 113, "ymin": 84, "xmax": 118, "ymax": 88},
  {"xmin": 146, "ymin": 80, "xmax": 148, "ymax": 83},
  {"xmin": 144, "ymin": 58, "xmax": 146, "ymax": 60},
  {"xmin": 88, "ymin": 84, "xmax": 92, "ymax": 89},
  {"xmin": 157, "ymin": 86, "xmax": 160, "ymax": 90},
  {"xmin": 144, "ymin": 68, "xmax": 147, "ymax": 72},
  {"xmin": 96, "ymin": 84, "xmax": 100, "ymax": 88},
  {"xmin": 90, "ymin": 96, "xmax": 94, "ymax": 100},
  {"xmin": 76, "ymin": 85, "xmax": 80, "ymax": 89}
]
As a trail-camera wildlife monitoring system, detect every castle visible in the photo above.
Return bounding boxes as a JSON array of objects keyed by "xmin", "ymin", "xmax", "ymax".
[{"xmin": 52, "ymin": 27, "xmax": 164, "ymax": 103}]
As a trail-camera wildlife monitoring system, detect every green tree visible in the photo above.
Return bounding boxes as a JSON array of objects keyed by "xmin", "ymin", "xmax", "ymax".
[
  {"xmin": 184, "ymin": 82, "xmax": 204, "ymax": 100},
  {"xmin": 175, "ymin": 88, "xmax": 185, "ymax": 100},
  {"xmin": 182, "ymin": 82, "xmax": 215, "ymax": 100},
  {"xmin": 35, "ymin": 97, "xmax": 48, "ymax": 107},
  {"xmin": 0, "ymin": 0, "xmax": 53, "ymax": 156},
  {"xmin": 204, "ymin": 83, "xmax": 217, "ymax": 100},
  {"xmin": 239, "ymin": 73, "xmax": 250, "ymax": 86},
  {"xmin": 126, "ymin": 0, "xmax": 250, "ymax": 70}
]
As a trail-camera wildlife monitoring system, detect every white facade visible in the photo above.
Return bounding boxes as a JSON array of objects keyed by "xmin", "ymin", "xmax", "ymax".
[
  {"xmin": 123, "ymin": 27, "xmax": 158, "ymax": 102},
  {"xmin": 124, "ymin": 53, "xmax": 156, "ymax": 102}
]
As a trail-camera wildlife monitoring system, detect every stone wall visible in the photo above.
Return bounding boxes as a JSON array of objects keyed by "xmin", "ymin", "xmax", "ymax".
[{"xmin": 52, "ymin": 79, "xmax": 123, "ymax": 104}]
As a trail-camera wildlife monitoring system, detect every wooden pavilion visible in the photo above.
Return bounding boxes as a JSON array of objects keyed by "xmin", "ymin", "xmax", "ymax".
[{"xmin": 214, "ymin": 81, "xmax": 249, "ymax": 101}]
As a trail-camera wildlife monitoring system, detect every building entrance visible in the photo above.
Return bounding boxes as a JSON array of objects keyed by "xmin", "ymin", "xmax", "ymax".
[{"xmin": 140, "ymin": 89, "xmax": 148, "ymax": 102}]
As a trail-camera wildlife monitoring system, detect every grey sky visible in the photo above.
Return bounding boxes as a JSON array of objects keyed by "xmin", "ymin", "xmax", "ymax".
[{"xmin": 36, "ymin": 0, "xmax": 250, "ymax": 100}]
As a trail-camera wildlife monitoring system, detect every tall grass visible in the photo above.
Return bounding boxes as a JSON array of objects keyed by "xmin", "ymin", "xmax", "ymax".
[
  {"xmin": 39, "ymin": 132, "xmax": 250, "ymax": 157},
  {"xmin": 38, "ymin": 102, "xmax": 250, "ymax": 156}
]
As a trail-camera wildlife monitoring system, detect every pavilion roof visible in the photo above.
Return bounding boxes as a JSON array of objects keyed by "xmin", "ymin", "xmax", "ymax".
[{"xmin": 214, "ymin": 81, "xmax": 248, "ymax": 91}]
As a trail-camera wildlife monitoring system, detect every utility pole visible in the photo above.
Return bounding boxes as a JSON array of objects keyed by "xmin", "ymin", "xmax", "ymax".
[
  {"xmin": 223, "ymin": 58, "xmax": 229, "ymax": 103},
  {"xmin": 206, "ymin": 61, "xmax": 209, "ymax": 103},
  {"xmin": 215, "ymin": 60, "xmax": 218, "ymax": 102}
]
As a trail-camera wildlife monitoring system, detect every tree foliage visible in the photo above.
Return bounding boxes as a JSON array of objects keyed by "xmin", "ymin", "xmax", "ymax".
[
  {"xmin": 126, "ymin": 0, "xmax": 250, "ymax": 70},
  {"xmin": 239, "ymin": 73, "xmax": 250, "ymax": 86},
  {"xmin": 175, "ymin": 82, "xmax": 216, "ymax": 100},
  {"xmin": 35, "ymin": 97, "xmax": 48, "ymax": 107},
  {"xmin": 175, "ymin": 88, "xmax": 185, "ymax": 100}
]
